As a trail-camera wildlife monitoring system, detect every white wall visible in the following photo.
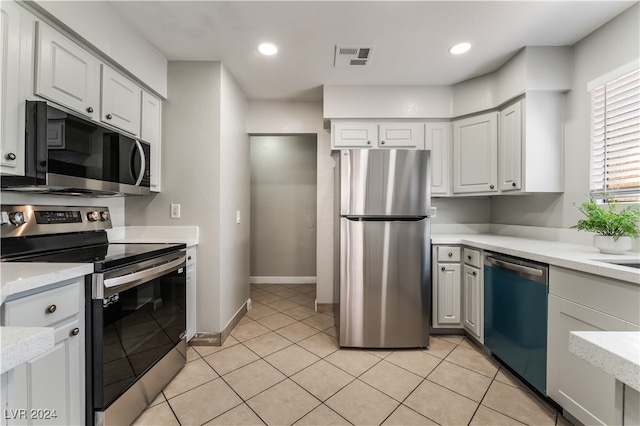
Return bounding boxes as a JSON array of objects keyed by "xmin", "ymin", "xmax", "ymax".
[
  {"xmin": 491, "ymin": 4, "xmax": 640, "ymax": 228},
  {"xmin": 125, "ymin": 62, "xmax": 224, "ymax": 332},
  {"xmin": 218, "ymin": 64, "xmax": 250, "ymax": 329},
  {"xmin": 247, "ymin": 101, "xmax": 335, "ymax": 304},
  {"xmin": 31, "ymin": 1, "xmax": 168, "ymax": 97}
]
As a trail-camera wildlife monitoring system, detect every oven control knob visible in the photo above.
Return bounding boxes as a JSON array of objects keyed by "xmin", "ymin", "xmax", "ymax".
[
  {"xmin": 9, "ymin": 211, "xmax": 26, "ymax": 226},
  {"xmin": 87, "ymin": 211, "xmax": 100, "ymax": 222},
  {"xmin": 100, "ymin": 211, "xmax": 110, "ymax": 221}
]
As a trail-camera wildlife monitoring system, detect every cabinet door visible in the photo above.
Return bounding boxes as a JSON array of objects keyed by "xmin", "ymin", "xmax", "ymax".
[
  {"xmin": 35, "ymin": 22, "xmax": 99, "ymax": 118},
  {"xmin": 499, "ymin": 100, "xmax": 523, "ymax": 191},
  {"xmin": 462, "ymin": 264, "xmax": 483, "ymax": 342},
  {"xmin": 6, "ymin": 319, "xmax": 83, "ymax": 426},
  {"xmin": 0, "ymin": 1, "xmax": 23, "ymax": 175},
  {"xmin": 100, "ymin": 65, "xmax": 141, "ymax": 136},
  {"xmin": 425, "ymin": 122, "xmax": 451, "ymax": 195},
  {"xmin": 547, "ymin": 295, "xmax": 631, "ymax": 426},
  {"xmin": 332, "ymin": 122, "xmax": 377, "ymax": 148},
  {"xmin": 378, "ymin": 122, "xmax": 424, "ymax": 149},
  {"xmin": 452, "ymin": 112, "xmax": 498, "ymax": 194},
  {"xmin": 141, "ymin": 90, "xmax": 162, "ymax": 191},
  {"xmin": 186, "ymin": 248, "xmax": 197, "ymax": 341},
  {"xmin": 435, "ymin": 262, "xmax": 461, "ymax": 326}
]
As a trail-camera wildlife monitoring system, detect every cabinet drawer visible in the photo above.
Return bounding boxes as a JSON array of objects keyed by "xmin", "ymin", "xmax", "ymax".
[
  {"xmin": 437, "ymin": 246, "xmax": 461, "ymax": 262},
  {"xmin": 463, "ymin": 248, "xmax": 482, "ymax": 268},
  {"xmin": 4, "ymin": 280, "xmax": 81, "ymax": 327}
]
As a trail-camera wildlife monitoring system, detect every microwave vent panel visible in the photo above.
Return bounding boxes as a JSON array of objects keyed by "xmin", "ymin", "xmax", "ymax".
[{"xmin": 334, "ymin": 45, "xmax": 375, "ymax": 67}]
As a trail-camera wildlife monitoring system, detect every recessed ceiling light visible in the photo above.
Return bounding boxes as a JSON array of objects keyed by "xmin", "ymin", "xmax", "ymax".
[
  {"xmin": 449, "ymin": 42, "xmax": 471, "ymax": 55},
  {"xmin": 258, "ymin": 43, "xmax": 278, "ymax": 56}
]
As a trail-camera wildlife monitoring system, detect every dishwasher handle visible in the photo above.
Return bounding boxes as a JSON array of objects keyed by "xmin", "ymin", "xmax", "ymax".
[{"xmin": 485, "ymin": 254, "xmax": 548, "ymax": 283}]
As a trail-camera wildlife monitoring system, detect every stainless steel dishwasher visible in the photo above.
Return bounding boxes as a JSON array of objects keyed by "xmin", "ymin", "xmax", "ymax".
[{"xmin": 484, "ymin": 252, "xmax": 549, "ymax": 395}]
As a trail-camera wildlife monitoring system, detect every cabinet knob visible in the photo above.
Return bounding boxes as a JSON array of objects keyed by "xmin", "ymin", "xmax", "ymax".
[
  {"xmin": 472, "ymin": 271, "xmax": 477, "ymax": 276},
  {"xmin": 87, "ymin": 106, "xmax": 94, "ymax": 113},
  {"xmin": 5, "ymin": 152, "xmax": 16, "ymax": 161},
  {"xmin": 188, "ymin": 256, "xmax": 192, "ymax": 260},
  {"xmin": 512, "ymin": 182, "xmax": 517, "ymax": 187},
  {"xmin": 448, "ymin": 252, "xmax": 453, "ymax": 257},
  {"xmin": 490, "ymin": 185, "xmax": 495, "ymax": 189},
  {"xmin": 468, "ymin": 255, "xmax": 472, "ymax": 260},
  {"xmin": 441, "ymin": 266, "xmax": 446, "ymax": 271},
  {"xmin": 106, "ymin": 113, "xmax": 113, "ymax": 120},
  {"xmin": 367, "ymin": 140, "xmax": 371, "ymax": 145},
  {"xmin": 381, "ymin": 140, "xmax": 386, "ymax": 145},
  {"xmin": 71, "ymin": 328, "xmax": 80, "ymax": 336},
  {"xmin": 46, "ymin": 304, "xmax": 57, "ymax": 314}
]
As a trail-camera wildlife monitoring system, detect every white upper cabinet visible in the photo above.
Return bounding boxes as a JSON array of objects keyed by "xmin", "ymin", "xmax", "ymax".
[
  {"xmin": 499, "ymin": 100, "xmax": 523, "ymax": 191},
  {"xmin": 378, "ymin": 122, "xmax": 424, "ymax": 148},
  {"xmin": 332, "ymin": 121, "xmax": 424, "ymax": 149},
  {"xmin": 425, "ymin": 122, "xmax": 451, "ymax": 196},
  {"xmin": 141, "ymin": 90, "xmax": 162, "ymax": 191},
  {"xmin": 332, "ymin": 122, "xmax": 378, "ymax": 147},
  {"xmin": 35, "ymin": 22, "xmax": 100, "ymax": 119},
  {"xmin": 452, "ymin": 112, "xmax": 498, "ymax": 194},
  {"xmin": 101, "ymin": 65, "xmax": 141, "ymax": 136},
  {"xmin": 1, "ymin": 1, "xmax": 24, "ymax": 176}
]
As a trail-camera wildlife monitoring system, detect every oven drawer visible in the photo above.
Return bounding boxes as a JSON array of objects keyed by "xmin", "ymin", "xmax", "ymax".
[{"xmin": 4, "ymin": 278, "xmax": 82, "ymax": 327}]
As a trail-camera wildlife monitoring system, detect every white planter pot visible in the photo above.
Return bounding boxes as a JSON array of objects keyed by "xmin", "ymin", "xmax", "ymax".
[{"xmin": 593, "ymin": 235, "xmax": 633, "ymax": 254}]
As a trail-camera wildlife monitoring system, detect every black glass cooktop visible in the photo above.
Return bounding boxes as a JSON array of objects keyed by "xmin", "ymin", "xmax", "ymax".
[
  {"xmin": 17, "ymin": 242, "xmax": 186, "ymax": 271},
  {"xmin": 1, "ymin": 230, "xmax": 185, "ymax": 271}
]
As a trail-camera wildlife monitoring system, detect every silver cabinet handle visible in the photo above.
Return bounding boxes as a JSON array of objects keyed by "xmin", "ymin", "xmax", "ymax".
[
  {"xmin": 367, "ymin": 140, "xmax": 371, "ymax": 145},
  {"xmin": 87, "ymin": 107, "xmax": 94, "ymax": 113},
  {"xmin": 441, "ymin": 266, "xmax": 446, "ymax": 271},
  {"xmin": 448, "ymin": 252, "xmax": 453, "ymax": 257},
  {"xmin": 106, "ymin": 113, "xmax": 113, "ymax": 120},
  {"xmin": 5, "ymin": 153, "xmax": 16, "ymax": 160},
  {"xmin": 71, "ymin": 328, "xmax": 80, "ymax": 336},
  {"xmin": 47, "ymin": 305, "xmax": 57, "ymax": 314},
  {"xmin": 381, "ymin": 140, "xmax": 386, "ymax": 145},
  {"xmin": 512, "ymin": 182, "xmax": 516, "ymax": 187},
  {"xmin": 490, "ymin": 185, "xmax": 495, "ymax": 189}
]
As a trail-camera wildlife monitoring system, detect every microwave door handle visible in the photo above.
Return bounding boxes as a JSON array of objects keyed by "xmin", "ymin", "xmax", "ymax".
[{"xmin": 132, "ymin": 140, "xmax": 146, "ymax": 186}]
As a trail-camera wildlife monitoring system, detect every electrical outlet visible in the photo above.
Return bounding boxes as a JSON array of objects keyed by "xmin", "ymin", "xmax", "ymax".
[
  {"xmin": 171, "ymin": 204, "xmax": 181, "ymax": 219},
  {"xmin": 430, "ymin": 207, "xmax": 437, "ymax": 218}
]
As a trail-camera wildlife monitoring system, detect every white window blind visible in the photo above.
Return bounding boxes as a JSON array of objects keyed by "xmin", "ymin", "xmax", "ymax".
[{"xmin": 590, "ymin": 68, "xmax": 640, "ymax": 203}]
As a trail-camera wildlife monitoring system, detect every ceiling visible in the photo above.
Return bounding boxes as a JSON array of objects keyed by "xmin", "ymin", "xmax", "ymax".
[{"xmin": 109, "ymin": 1, "xmax": 637, "ymax": 101}]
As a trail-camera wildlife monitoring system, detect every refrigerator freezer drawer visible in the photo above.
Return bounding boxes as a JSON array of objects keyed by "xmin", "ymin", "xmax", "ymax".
[{"xmin": 340, "ymin": 217, "xmax": 430, "ymax": 348}]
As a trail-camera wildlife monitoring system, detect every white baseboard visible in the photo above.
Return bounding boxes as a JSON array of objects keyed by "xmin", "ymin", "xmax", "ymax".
[{"xmin": 250, "ymin": 276, "xmax": 317, "ymax": 284}]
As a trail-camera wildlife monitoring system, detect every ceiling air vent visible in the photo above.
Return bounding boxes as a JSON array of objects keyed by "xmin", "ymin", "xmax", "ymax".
[{"xmin": 334, "ymin": 45, "xmax": 375, "ymax": 67}]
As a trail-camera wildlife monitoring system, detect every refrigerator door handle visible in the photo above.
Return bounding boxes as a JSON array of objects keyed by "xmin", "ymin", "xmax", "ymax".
[{"xmin": 343, "ymin": 216, "xmax": 427, "ymax": 222}]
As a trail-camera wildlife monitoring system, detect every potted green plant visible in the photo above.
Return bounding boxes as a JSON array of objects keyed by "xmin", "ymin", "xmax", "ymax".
[{"xmin": 572, "ymin": 196, "xmax": 640, "ymax": 254}]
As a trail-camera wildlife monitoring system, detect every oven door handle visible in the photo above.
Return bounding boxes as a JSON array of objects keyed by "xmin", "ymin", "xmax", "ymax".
[{"xmin": 104, "ymin": 256, "xmax": 185, "ymax": 289}]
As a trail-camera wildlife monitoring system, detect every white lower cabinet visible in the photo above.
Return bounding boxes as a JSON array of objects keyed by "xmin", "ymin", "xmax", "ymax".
[
  {"xmin": 1, "ymin": 278, "xmax": 85, "ymax": 426},
  {"xmin": 547, "ymin": 267, "xmax": 640, "ymax": 425},
  {"xmin": 186, "ymin": 248, "xmax": 197, "ymax": 341},
  {"xmin": 462, "ymin": 263, "xmax": 483, "ymax": 343},
  {"xmin": 432, "ymin": 246, "xmax": 462, "ymax": 328}
]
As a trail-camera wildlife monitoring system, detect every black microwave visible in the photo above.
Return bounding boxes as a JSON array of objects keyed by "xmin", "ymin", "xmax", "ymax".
[{"xmin": 1, "ymin": 101, "xmax": 150, "ymax": 196}]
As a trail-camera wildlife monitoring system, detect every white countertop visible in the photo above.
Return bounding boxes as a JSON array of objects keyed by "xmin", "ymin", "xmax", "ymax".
[
  {"xmin": 1, "ymin": 326, "xmax": 54, "ymax": 374},
  {"xmin": 432, "ymin": 234, "xmax": 639, "ymax": 285},
  {"xmin": 569, "ymin": 331, "xmax": 640, "ymax": 392},
  {"xmin": 0, "ymin": 263, "xmax": 93, "ymax": 305},
  {"xmin": 107, "ymin": 225, "xmax": 199, "ymax": 247}
]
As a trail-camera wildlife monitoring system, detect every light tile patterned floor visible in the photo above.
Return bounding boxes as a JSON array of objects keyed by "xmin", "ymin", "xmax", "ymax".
[{"xmin": 133, "ymin": 284, "xmax": 571, "ymax": 426}]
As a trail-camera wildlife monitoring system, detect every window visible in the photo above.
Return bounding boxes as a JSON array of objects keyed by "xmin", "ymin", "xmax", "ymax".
[{"xmin": 590, "ymin": 67, "xmax": 640, "ymax": 203}]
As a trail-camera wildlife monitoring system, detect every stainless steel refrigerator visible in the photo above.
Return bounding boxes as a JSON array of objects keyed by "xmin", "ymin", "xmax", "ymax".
[{"xmin": 338, "ymin": 149, "xmax": 431, "ymax": 348}]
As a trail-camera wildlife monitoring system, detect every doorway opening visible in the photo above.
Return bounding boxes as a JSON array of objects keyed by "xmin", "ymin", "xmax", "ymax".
[{"xmin": 249, "ymin": 135, "xmax": 318, "ymax": 286}]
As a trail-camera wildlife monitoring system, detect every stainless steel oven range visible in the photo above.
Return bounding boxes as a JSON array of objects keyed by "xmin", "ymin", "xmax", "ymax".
[{"xmin": 1, "ymin": 205, "xmax": 187, "ymax": 426}]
